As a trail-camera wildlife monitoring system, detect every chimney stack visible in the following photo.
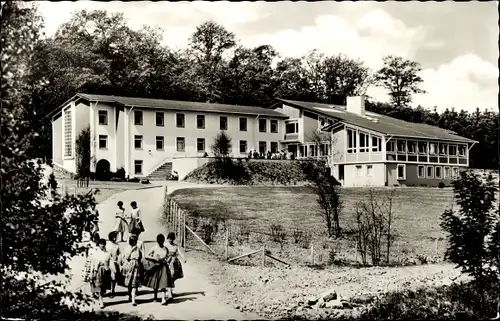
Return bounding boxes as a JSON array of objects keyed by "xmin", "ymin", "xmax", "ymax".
[{"xmin": 346, "ymin": 96, "xmax": 365, "ymax": 116}]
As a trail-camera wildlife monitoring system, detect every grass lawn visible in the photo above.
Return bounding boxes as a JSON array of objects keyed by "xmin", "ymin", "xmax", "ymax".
[{"xmin": 170, "ymin": 186, "xmax": 455, "ymax": 265}]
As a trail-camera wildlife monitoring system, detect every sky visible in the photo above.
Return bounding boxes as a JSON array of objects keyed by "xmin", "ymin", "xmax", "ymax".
[{"xmin": 36, "ymin": 1, "xmax": 499, "ymax": 113}]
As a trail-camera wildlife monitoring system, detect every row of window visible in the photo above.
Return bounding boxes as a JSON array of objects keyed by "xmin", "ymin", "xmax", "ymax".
[
  {"xmin": 98, "ymin": 135, "xmax": 279, "ymax": 154},
  {"xmin": 347, "ymin": 128, "xmax": 382, "ymax": 153},
  {"xmin": 64, "ymin": 107, "xmax": 73, "ymax": 157},
  {"xmin": 98, "ymin": 110, "xmax": 279, "ymax": 133},
  {"xmin": 387, "ymin": 140, "xmax": 466, "ymax": 157},
  {"xmin": 353, "ymin": 164, "xmax": 461, "ymax": 180}
]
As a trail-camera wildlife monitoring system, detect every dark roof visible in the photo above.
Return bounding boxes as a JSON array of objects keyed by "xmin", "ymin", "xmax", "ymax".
[
  {"xmin": 276, "ymin": 98, "xmax": 476, "ymax": 143},
  {"xmin": 48, "ymin": 93, "xmax": 288, "ymax": 118}
]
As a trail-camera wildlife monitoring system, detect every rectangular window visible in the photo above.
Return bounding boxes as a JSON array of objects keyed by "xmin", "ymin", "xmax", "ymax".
[
  {"xmin": 429, "ymin": 143, "xmax": 438, "ymax": 155},
  {"xmin": 386, "ymin": 140, "xmax": 395, "ymax": 152},
  {"xmin": 449, "ymin": 145, "xmax": 457, "ymax": 156},
  {"xmin": 418, "ymin": 142, "xmax": 428, "ymax": 154},
  {"xmin": 439, "ymin": 143, "xmax": 447, "ymax": 155},
  {"xmin": 134, "ymin": 160, "xmax": 143, "ymax": 175},
  {"xmin": 355, "ymin": 165, "xmax": 363, "ymax": 177},
  {"xmin": 270, "ymin": 119, "xmax": 278, "ymax": 133},
  {"xmin": 366, "ymin": 165, "xmax": 373, "ymax": 177},
  {"xmin": 239, "ymin": 117, "xmax": 247, "ymax": 131},
  {"xmin": 64, "ymin": 107, "xmax": 72, "ymax": 157},
  {"xmin": 197, "ymin": 138, "xmax": 205, "ymax": 152},
  {"xmin": 259, "ymin": 141, "xmax": 266, "ymax": 154},
  {"xmin": 271, "ymin": 142, "xmax": 278, "ymax": 153},
  {"xmin": 308, "ymin": 144, "xmax": 317, "ymax": 157},
  {"xmin": 156, "ymin": 136, "xmax": 164, "ymax": 150},
  {"xmin": 197, "ymin": 115, "xmax": 205, "ymax": 129},
  {"xmin": 220, "ymin": 116, "xmax": 228, "ymax": 130},
  {"xmin": 176, "ymin": 113, "xmax": 185, "ymax": 128},
  {"xmin": 435, "ymin": 166, "xmax": 442, "ymax": 179},
  {"xmin": 418, "ymin": 165, "xmax": 425, "ymax": 178},
  {"xmin": 397, "ymin": 140, "xmax": 406, "ymax": 153},
  {"xmin": 458, "ymin": 145, "xmax": 466, "ymax": 157},
  {"xmin": 359, "ymin": 132, "xmax": 369, "ymax": 153},
  {"xmin": 98, "ymin": 110, "xmax": 108, "ymax": 125},
  {"xmin": 259, "ymin": 119, "xmax": 267, "ymax": 132},
  {"xmin": 347, "ymin": 128, "xmax": 357, "ymax": 153},
  {"xmin": 427, "ymin": 166, "xmax": 434, "ymax": 178},
  {"xmin": 239, "ymin": 140, "xmax": 247, "ymax": 153},
  {"xmin": 155, "ymin": 112, "xmax": 164, "ymax": 126},
  {"xmin": 176, "ymin": 137, "xmax": 185, "ymax": 152},
  {"xmin": 134, "ymin": 110, "xmax": 143, "ymax": 125},
  {"xmin": 372, "ymin": 136, "xmax": 382, "ymax": 152},
  {"xmin": 98, "ymin": 135, "xmax": 107, "ymax": 149},
  {"xmin": 134, "ymin": 135, "xmax": 143, "ymax": 149},
  {"xmin": 452, "ymin": 167, "xmax": 459, "ymax": 178},
  {"xmin": 407, "ymin": 141, "xmax": 417, "ymax": 154},
  {"xmin": 444, "ymin": 167, "xmax": 450, "ymax": 179},
  {"xmin": 397, "ymin": 164, "xmax": 406, "ymax": 180},
  {"xmin": 286, "ymin": 122, "xmax": 298, "ymax": 134}
]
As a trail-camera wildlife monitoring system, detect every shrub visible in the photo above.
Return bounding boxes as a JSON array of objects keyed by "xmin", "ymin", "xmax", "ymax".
[
  {"xmin": 116, "ymin": 167, "xmax": 126, "ymax": 180},
  {"xmin": 438, "ymin": 182, "xmax": 446, "ymax": 188},
  {"xmin": 75, "ymin": 126, "xmax": 91, "ymax": 179},
  {"xmin": 440, "ymin": 171, "xmax": 499, "ymax": 315},
  {"xmin": 211, "ymin": 131, "xmax": 232, "ymax": 160}
]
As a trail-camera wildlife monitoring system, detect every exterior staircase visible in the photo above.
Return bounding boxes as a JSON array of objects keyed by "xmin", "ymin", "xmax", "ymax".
[{"xmin": 146, "ymin": 161, "xmax": 173, "ymax": 181}]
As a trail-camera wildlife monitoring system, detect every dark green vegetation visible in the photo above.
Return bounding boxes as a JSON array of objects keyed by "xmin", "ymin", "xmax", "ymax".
[
  {"xmin": 1, "ymin": 2, "xmax": 146, "ymax": 320},
  {"xmin": 7, "ymin": 4, "xmax": 495, "ymax": 169}
]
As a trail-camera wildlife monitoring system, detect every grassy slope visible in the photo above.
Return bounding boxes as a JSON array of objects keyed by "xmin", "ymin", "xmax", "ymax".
[{"xmin": 171, "ymin": 186, "xmax": 455, "ymax": 263}]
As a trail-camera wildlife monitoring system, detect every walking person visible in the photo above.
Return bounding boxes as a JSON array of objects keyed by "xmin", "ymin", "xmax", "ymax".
[
  {"xmin": 106, "ymin": 231, "xmax": 121, "ymax": 298},
  {"xmin": 143, "ymin": 234, "xmax": 173, "ymax": 305},
  {"xmin": 90, "ymin": 238, "xmax": 111, "ymax": 308},
  {"xmin": 165, "ymin": 232, "xmax": 187, "ymax": 301},
  {"xmin": 112, "ymin": 201, "xmax": 127, "ymax": 242},
  {"xmin": 129, "ymin": 201, "xmax": 145, "ymax": 238},
  {"xmin": 120, "ymin": 235, "xmax": 143, "ymax": 306},
  {"xmin": 82, "ymin": 232, "xmax": 100, "ymax": 283}
]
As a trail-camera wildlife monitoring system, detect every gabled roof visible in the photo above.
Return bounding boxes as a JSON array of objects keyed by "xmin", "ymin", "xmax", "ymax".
[
  {"xmin": 276, "ymin": 98, "xmax": 476, "ymax": 144},
  {"xmin": 47, "ymin": 93, "xmax": 288, "ymax": 119}
]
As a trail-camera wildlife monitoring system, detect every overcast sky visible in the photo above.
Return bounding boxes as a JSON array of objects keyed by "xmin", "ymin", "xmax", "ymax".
[{"xmin": 36, "ymin": 1, "xmax": 498, "ymax": 113}]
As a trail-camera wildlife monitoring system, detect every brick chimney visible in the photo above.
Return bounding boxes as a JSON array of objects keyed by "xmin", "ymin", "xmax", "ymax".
[{"xmin": 346, "ymin": 96, "xmax": 365, "ymax": 116}]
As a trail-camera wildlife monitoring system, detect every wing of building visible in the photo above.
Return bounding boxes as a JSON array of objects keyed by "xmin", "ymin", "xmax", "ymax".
[
  {"xmin": 47, "ymin": 93, "xmax": 476, "ymax": 186},
  {"xmin": 272, "ymin": 96, "xmax": 477, "ymax": 187}
]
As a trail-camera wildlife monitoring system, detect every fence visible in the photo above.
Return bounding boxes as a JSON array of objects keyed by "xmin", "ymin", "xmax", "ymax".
[{"xmin": 163, "ymin": 198, "xmax": 186, "ymax": 248}]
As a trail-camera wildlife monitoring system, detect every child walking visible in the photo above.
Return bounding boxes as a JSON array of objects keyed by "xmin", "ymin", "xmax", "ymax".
[
  {"xmin": 106, "ymin": 231, "xmax": 120, "ymax": 297},
  {"xmin": 165, "ymin": 232, "xmax": 186, "ymax": 301},
  {"xmin": 90, "ymin": 238, "xmax": 111, "ymax": 308},
  {"xmin": 143, "ymin": 234, "xmax": 173, "ymax": 305},
  {"xmin": 112, "ymin": 201, "xmax": 127, "ymax": 242},
  {"xmin": 120, "ymin": 235, "xmax": 142, "ymax": 306}
]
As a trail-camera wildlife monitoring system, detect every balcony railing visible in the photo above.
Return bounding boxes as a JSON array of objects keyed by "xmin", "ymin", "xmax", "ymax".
[{"xmin": 284, "ymin": 133, "xmax": 299, "ymax": 141}]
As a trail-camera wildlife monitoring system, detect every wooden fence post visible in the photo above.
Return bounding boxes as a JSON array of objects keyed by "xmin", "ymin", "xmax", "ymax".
[
  {"xmin": 225, "ymin": 224, "xmax": 229, "ymax": 260},
  {"xmin": 311, "ymin": 244, "xmax": 315, "ymax": 265},
  {"xmin": 262, "ymin": 245, "xmax": 266, "ymax": 267}
]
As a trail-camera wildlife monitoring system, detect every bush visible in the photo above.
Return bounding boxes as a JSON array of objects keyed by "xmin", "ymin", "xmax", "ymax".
[
  {"xmin": 116, "ymin": 167, "xmax": 126, "ymax": 180},
  {"xmin": 355, "ymin": 281, "xmax": 498, "ymax": 320},
  {"xmin": 438, "ymin": 182, "xmax": 446, "ymax": 188}
]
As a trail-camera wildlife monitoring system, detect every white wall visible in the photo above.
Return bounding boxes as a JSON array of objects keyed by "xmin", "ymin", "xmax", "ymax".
[{"xmin": 343, "ymin": 163, "xmax": 385, "ymax": 187}]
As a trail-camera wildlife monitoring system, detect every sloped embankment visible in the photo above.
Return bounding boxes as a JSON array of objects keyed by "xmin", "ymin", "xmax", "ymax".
[{"xmin": 183, "ymin": 159, "xmax": 312, "ymax": 185}]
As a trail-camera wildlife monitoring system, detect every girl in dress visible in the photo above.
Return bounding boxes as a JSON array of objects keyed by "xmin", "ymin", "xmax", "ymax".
[
  {"xmin": 120, "ymin": 234, "xmax": 143, "ymax": 306},
  {"xmin": 112, "ymin": 201, "xmax": 127, "ymax": 242},
  {"xmin": 143, "ymin": 234, "xmax": 173, "ymax": 305},
  {"xmin": 90, "ymin": 238, "xmax": 111, "ymax": 308},
  {"xmin": 129, "ymin": 201, "xmax": 145, "ymax": 237},
  {"xmin": 106, "ymin": 231, "xmax": 120, "ymax": 298},
  {"xmin": 165, "ymin": 232, "xmax": 187, "ymax": 301},
  {"xmin": 82, "ymin": 232, "xmax": 100, "ymax": 283}
]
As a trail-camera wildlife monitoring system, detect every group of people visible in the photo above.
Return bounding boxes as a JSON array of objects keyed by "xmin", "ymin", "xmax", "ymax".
[{"xmin": 82, "ymin": 200, "xmax": 186, "ymax": 308}]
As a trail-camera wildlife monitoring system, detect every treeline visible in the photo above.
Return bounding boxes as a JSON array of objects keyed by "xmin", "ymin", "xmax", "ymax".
[{"xmin": 21, "ymin": 6, "xmax": 498, "ymax": 169}]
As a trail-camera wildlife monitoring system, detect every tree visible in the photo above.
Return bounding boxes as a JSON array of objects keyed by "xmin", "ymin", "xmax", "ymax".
[
  {"xmin": 75, "ymin": 126, "xmax": 91, "ymax": 178},
  {"xmin": 301, "ymin": 160, "xmax": 343, "ymax": 238},
  {"xmin": 0, "ymin": 2, "xmax": 99, "ymax": 319},
  {"xmin": 322, "ymin": 54, "xmax": 371, "ymax": 105},
  {"xmin": 188, "ymin": 21, "xmax": 236, "ymax": 102},
  {"xmin": 440, "ymin": 171, "xmax": 499, "ymax": 315},
  {"xmin": 374, "ymin": 55, "xmax": 426, "ymax": 107},
  {"xmin": 211, "ymin": 131, "xmax": 233, "ymax": 160},
  {"xmin": 273, "ymin": 57, "xmax": 312, "ymax": 101}
]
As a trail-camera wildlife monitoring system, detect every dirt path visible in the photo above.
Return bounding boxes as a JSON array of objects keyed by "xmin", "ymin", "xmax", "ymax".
[{"xmin": 68, "ymin": 181, "xmax": 260, "ymax": 320}]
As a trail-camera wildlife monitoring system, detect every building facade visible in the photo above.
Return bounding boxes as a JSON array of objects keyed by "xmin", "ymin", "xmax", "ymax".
[
  {"xmin": 272, "ymin": 97, "xmax": 476, "ymax": 187},
  {"xmin": 49, "ymin": 94, "xmax": 287, "ymax": 179},
  {"xmin": 49, "ymin": 93, "xmax": 476, "ymax": 186}
]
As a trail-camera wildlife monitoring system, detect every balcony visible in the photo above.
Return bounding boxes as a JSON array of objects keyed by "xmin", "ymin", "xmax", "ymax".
[{"xmin": 284, "ymin": 133, "xmax": 299, "ymax": 141}]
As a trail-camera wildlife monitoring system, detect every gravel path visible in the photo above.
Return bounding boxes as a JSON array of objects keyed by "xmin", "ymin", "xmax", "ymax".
[{"xmin": 67, "ymin": 181, "xmax": 259, "ymax": 320}]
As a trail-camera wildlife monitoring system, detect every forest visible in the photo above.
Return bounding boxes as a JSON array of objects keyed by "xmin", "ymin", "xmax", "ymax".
[{"xmin": 17, "ymin": 5, "xmax": 499, "ymax": 169}]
